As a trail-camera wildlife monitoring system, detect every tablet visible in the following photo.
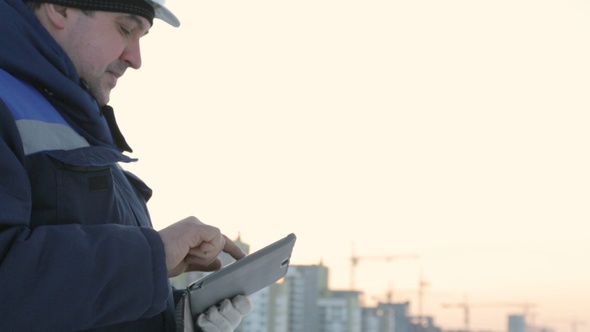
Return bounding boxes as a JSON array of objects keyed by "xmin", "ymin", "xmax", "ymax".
[{"xmin": 187, "ymin": 233, "xmax": 297, "ymax": 318}]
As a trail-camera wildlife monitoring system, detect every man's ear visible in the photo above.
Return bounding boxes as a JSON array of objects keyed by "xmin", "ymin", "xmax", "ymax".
[{"xmin": 42, "ymin": 3, "xmax": 69, "ymax": 29}]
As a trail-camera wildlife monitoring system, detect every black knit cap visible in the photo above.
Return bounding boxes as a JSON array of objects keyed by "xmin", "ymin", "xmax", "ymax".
[{"xmin": 28, "ymin": 0, "xmax": 155, "ymax": 25}]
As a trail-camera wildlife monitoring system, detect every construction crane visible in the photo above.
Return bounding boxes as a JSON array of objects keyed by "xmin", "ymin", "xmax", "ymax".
[
  {"xmin": 441, "ymin": 296, "xmax": 536, "ymax": 332},
  {"xmin": 441, "ymin": 294, "xmax": 472, "ymax": 332},
  {"xmin": 417, "ymin": 270, "xmax": 430, "ymax": 326},
  {"xmin": 349, "ymin": 242, "xmax": 419, "ymax": 290}
]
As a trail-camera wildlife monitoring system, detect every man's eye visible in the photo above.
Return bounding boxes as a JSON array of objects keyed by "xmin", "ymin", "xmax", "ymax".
[{"xmin": 119, "ymin": 25, "xmax": 132, "ymax": 36}]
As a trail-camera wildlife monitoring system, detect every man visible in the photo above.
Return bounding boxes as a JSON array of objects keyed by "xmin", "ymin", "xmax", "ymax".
[{"xmin": 0, "ymin": 0, "xmax": 250, "ymax": 330}]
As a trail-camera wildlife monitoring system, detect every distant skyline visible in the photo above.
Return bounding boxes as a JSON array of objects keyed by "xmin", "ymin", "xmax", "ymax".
[
  {"xmin": 112, "ymin": 1, "xmax": 590, "ymax": 331},
  {"xmin": 230, "ymin": 234, "xmax": 578, "ymax": 332}
]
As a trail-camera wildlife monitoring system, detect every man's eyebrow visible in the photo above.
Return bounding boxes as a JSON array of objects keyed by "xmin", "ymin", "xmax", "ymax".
[{"xmin": 122, "ymin": 14, "xmax": 150, "ymax": 35}]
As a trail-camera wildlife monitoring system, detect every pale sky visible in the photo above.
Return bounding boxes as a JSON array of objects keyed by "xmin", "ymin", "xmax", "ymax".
[{"xmin": 112, "ymin": 1, "xmax": 590, "ymax": 331}]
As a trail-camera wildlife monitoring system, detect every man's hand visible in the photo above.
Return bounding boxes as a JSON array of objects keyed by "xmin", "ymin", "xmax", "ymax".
[
  {"xmin": 158, "ymin": 216, "xmax": 246, "ymax": 277},
  {"xmin": 196, "ymin": 295, "xmax": 252, "ymax": 332}
]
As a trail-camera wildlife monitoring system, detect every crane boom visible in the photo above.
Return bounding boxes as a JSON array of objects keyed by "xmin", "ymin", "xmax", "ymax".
[{"xmin": 349, "ymin": 242, "xmax": 419, "ymax": 290}]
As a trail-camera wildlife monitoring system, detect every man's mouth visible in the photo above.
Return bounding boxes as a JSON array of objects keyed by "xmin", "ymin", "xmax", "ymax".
[
  {"xmin": 106, "ymin": 70, "xmax": 122, "ymax": 87},
  {"xmin": 108, "ymin": 70, "xmax": 123, "ymax": 79}
]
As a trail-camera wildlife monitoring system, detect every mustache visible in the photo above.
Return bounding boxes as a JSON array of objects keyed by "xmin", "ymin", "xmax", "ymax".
[{"xmin": 106, "ymin": 62, "xmax": 129, "ymax": 78}]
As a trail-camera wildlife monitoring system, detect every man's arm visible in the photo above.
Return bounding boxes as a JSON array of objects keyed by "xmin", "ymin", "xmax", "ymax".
[{"xmin": 0, "ymin": 104, "xmax": 171, "ymax": 331}]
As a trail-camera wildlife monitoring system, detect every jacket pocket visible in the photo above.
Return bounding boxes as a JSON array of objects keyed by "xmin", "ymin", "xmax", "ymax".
[
  {"xmin": 28, "ymin": 147, "xmax": 147, "ymax": 227},
  {"xmin": 55, "ymin": 165, "xmax": 118, "ymax": 225}
]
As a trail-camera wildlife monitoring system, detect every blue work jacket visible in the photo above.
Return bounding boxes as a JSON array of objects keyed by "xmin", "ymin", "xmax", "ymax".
[{"xmin": 0, "ymin": 0, "xmax": 177, "ymax": 330}]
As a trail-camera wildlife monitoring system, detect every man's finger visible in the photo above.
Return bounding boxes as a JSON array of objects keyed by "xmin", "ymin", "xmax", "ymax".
[
  {"xmin": 218, "ymin": 299, "xmax": 243, "ymax": 328},
  {"xmin": 205, "ymin": 305, "xmax": 233, "ymax": 331},
  {"xmin": 231, "ymin": 295, "xmax": 252, "ymax": 315},
  {"xmin": 222, "ymin": 235, "xmax": 246, "ymax": 260},
  {"xmin": 196, "ymin": 313, "xmax": 222, "ymax": 332}
]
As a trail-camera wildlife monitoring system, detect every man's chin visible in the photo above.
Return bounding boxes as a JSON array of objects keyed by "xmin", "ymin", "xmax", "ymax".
[
  {"xmin": 85, "ymin": 82, "xmax": 112, "ymax": 106},
  {"xmin": 96, "ymin": 97, "xmax": 110, "ymax": 107},
  {"xmin": 95, "ymin": 89, "xmax": 112, "ymax": 107}
]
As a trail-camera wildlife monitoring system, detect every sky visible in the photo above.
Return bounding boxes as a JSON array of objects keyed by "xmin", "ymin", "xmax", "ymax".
[{"xmin": 111, "ymin": 1, "xmax": 590, "ymax": 331}]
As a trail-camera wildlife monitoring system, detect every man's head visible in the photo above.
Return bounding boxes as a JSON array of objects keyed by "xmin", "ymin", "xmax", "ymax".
[{"xmin": 27, "ymin": 0, "xmax": 179, "ymax": 105}]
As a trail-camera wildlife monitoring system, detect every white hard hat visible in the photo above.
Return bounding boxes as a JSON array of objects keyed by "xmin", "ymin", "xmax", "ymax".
[{"xmin": 146, "ymin": 0, "xmax": 180, "ymax": 27}]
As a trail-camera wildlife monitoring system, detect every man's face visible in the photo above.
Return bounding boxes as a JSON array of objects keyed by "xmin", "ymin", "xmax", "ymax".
[{"xmin": 59, "ymin": 10, "xmax": 150, "ymax": 106}]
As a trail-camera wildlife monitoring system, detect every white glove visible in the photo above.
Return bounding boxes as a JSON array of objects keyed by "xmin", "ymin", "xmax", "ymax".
[{"xmin": 196, "ymin": 295, "xmax": 253, "ymax": 332}]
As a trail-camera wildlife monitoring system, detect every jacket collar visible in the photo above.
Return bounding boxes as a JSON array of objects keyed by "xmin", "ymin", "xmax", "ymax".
[{"xmin": 0, "ymin": 0, "xmax": 130, "ymax": 152}]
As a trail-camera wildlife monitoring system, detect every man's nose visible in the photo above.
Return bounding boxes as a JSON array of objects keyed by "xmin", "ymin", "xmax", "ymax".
[{"xmin": 121, "ymin": 40, "xmax": 142, "ymax": 69}]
